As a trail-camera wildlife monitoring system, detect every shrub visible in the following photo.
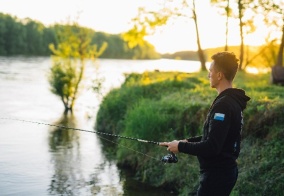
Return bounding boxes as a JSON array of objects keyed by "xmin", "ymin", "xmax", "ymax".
[{"xmin": 95, "ymin": 70, "xmax": 284, "ymax": 195}]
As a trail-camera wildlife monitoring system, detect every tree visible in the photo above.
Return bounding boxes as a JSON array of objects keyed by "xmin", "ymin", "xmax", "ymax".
[
  {"xmin": 0, "ymin": 13, "xmax": 8, "ymax": 55},
  {"xmin": 48, "ymin": 23, "xmax": 107, "ymax": 113},
  {"xmin": 24, "ymin": 19, "xmax": 45, "ymax": 55},
  {"xmin": 257, "ymin": 0, "xmax": 284, "ymax": 84},
  {"xmin": 1, "ymin": 14, "xmax": 26, "ymax": 55},
  {"xmin": 93, "ymin": 31, "xmax": 160, "ymax": 59},
  {"xmin": 122, "ymin": 7, "xmax": 170, "ymax": 59},
  {"xmin": 123, "ymin": 0, "xmax": 207, "ymax": 71},
  {"xmin": 191, "ymin": 0, "xmax": 206, "ymax": 71},
  {"xmin": 212, "ymin": 0, "xmax": 256, "ymax": 70},
  {"xmin": 277, "ymin": 25, "xmax": 284, "ymax": 66},
  {"xmin": 258, "ymin": 0, "xmax": 284, "ymax": 67},
  {"xmin": 236, "ymin": 0, "xmax": 258, "ymax": 71},
  {"xmin": 210, "ymin": 0, "xmax": 232, "ymax": 51}
]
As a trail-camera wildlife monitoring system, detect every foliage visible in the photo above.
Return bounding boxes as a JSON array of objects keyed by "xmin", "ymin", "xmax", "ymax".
[
  {"xmin": 122, "ymin": 7, "xmax": 172, "ymax": 49},
  {"xmin": 0, "ymin": 13, "xmax": 56, "ymax": 56},
  {"xmin": 96, "ymin": 70, "xmax": 284, "ymax": 195},
  {"xmin": 205, "ymin": 45, "xmax": 281, "ymax": 68},
  {"xmin": 93, "ymin": 32, "xmax": 160, "ymax": 59},
  {"xmin": 0, "ymin": 12, "xmax": 160, "ymax": 59},
  {"xmin": 48, "ymin": 57, "xmax": 77, "ymax": 110},
  {"xmin": 95, "ymin": 71, "xmax": 209, "ymax": 134},
  {"xmin": 162, "ymin": 51, "xmax": 201, "ymax": 61},
  {"xmin": 48, "ymin": 23, "xmax": 107, "ymax": 112},
  {"xmin": 162, "ymin": 44, "xmax": 281, "ymax": 68},
  {"xmin": 0, "ymin": 11, "xmax": 282, "ymax": 65},
  {"xmin": 234, "ymin": 136, "xmax": 284, "ymax": 195}
]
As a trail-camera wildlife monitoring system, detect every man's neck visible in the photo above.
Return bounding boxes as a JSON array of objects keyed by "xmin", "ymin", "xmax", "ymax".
[{"xmin": 216, "ymin": 81, "xmax": 232, "ymax": 94}]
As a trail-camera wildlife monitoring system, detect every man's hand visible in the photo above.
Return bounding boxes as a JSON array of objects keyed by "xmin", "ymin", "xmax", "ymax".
[{"xmin": 159, "ymin": 140, "xmax": 180, "ymax": 153}]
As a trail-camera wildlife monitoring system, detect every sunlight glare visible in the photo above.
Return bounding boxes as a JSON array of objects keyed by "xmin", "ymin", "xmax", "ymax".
[
  {"xmin": 245, "ymin": 66, "xmax": 270, "ymax": 75},
  {"xmin": 0, "ymin": 0, "xmax": 281, "ymax": 53}
]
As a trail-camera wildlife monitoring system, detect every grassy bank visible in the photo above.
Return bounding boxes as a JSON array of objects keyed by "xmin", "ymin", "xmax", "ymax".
[{"xmin": 95, "ymin": 70, "xmax": 284, "ymax": 195}]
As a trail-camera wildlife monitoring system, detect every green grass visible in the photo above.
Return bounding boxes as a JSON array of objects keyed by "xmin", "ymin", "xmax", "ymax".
[{"xmin": 95, "ymin": 70, "xmax": 284, "ymax": 195}]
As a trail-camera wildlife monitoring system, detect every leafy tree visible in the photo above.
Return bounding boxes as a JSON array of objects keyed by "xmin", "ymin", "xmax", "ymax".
[
  {"xmin": 210, "ymin": 0, "xmax": 264, "ymax": 70},
  {"xmin": 42, "ymin": 27, "xmax": 57, "ymax": 55},
  {"xmin": 233, "ymin": 0, "xmax": 257, "ymax": 70},
  {"xmin": 211, "ymin": 0, "xmax": 269, "ymax": 71},
  {"xmin": 48, "ymin": 23, "xmax": 107, "ymax": 112},
  {"xmin": 211, "ymin": 0, "xmax": 232, "ymax": 51},
  {"xmin": 190, "ymin": 0, "xmax": 207, "ymax": 71},
  {"xmin": 24, "ymin": 19, "xmax": 45, "ymax": 55},
  {"xmin": 0, "ymin": 13, "xmax": 56, "ymax": 56},
  {"xmin": 0, "ymin": 12, "xmax": 160, "ymax": 59},
  {"xmin": 123, "ymin": 0, "xmax": 207, "ymax": 70},
  {"xmin": 93, "ymin": 32, "xmax": 159, "ymax": 59},
  {"xmin": 256, "ymin": 0, "xmax": 284, "ymax": 67},
  {"xmin": 122, "ymin": 7, "xmax": 170, "ymax": 49},
  {"xmin": 0, "ymin": 13, "xmax": 8, "ymax": 55},
  {"xmin": 255, "ymin": 0, "xmax": 284, "ymax": 84},
  {"xmin": 122, "ymin": 7, "xmax": 169, "ymax": 59},
  {"xmin": 1, "ymin": 13, "xmax": 26, "ymax": 55}
]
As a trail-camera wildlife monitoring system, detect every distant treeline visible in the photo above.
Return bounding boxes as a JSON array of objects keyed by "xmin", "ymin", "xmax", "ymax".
[
  {"xmin": 2, "ymin": 12, "xmax": 270, "ymax": 63},
  {"xmin": 0, "ymin": 13, "xmax": 160, "ymax": 59},
  {"xmin": 161, "ymin": 51, "xmax": 203, "ymax": 61}
]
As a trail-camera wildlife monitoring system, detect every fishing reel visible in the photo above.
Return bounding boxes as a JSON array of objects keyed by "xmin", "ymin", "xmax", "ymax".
[{"xmin": 161, "ymin": 152, "xmax": 178, "ymax": 164}]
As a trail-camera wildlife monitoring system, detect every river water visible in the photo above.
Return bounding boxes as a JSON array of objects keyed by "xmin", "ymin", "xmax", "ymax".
[{"xmin": 0, "ymin": 56, "xmax": 201, "ymax": 196}]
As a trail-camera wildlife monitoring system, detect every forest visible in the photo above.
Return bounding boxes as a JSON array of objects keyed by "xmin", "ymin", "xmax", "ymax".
[{"xmin": 0, "ymin": 12, "xmax": 160, "ymax": 59}]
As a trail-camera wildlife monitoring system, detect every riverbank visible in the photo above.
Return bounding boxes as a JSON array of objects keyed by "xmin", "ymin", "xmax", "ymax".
[{"xmin": 95, "ymin": 70, "xmax": 284, "ymax": 195}]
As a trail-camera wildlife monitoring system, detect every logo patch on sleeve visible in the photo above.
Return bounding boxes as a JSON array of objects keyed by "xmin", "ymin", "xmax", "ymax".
[{"xmin": 214, "ymin": 113, "xmax": 225, "ymax": 121}]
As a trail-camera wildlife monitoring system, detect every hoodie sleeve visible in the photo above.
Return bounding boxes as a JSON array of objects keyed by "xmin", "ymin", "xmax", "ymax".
[
  {"xmin": 186, "ymin": 136, "xmax": 202, "ymax": 142},
  {"xmin": 178, "ymin": 101, "xmax": 231, "ymax": 157}
]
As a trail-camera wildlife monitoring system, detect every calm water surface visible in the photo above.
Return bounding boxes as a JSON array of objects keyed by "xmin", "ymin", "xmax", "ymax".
[{"xmin": 0, "ymin": 57, "xmax": 201, "ymax": 196}]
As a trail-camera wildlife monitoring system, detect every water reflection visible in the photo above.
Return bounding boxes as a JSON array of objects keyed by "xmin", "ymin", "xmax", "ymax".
[
  {"xmin": 0, "ymin": 57, "xmax": 200, "ymax": 195},
  {"xmin": 49, "ymin": 113, "xmax": 79, "ymax": 151},
  {"xmin": 97, "ymin": 125, "xmax": 174, "ymax": 196},
  {"xmin": 47, "ymin": 112, "xmax": 124, "ymax": 195},
  {"xmin": 48, "ymin": 113, "xmax": 83, "ymax": 195}
]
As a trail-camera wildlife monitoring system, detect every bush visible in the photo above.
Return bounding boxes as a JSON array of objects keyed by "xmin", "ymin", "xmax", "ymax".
[{"xmin": 95, "ymin": 70, "xmax": 284, "ymax": 195}]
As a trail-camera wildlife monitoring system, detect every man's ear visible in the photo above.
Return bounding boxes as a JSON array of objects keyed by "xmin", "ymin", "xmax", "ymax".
[{"xmin": 217, "ymin": 72, "xmax": 223, "ymax": 80}]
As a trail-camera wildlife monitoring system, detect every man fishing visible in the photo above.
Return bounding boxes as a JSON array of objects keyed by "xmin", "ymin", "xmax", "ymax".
[{"xmin": 160, "ymin": 51, "xmax": 250, "ymax": 196}]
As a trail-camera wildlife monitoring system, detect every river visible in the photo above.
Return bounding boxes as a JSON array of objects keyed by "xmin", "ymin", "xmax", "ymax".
[{"xmin": 0, "ymin": 56, "xmax": 201, "ymax": 196}]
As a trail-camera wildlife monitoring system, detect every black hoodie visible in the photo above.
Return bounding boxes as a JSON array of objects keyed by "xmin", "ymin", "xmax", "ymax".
[{"xmin": 178, "ymin": 88, "xmax": 251, "ymax": 171}]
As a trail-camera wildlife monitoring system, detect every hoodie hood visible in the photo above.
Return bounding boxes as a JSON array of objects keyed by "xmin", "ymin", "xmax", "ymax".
[{"xmin": 219, "ymin": 88, "xmax": 251, "ymax": 110}]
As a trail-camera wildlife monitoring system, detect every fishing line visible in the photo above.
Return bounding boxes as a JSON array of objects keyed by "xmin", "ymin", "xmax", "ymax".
[
  {"xmin": 0, "ymin": 117, "xmax": 160, "ymax": 144},
  {"xmin": 97, "ymin": 134, "xmax": 160, "ymax": 161},
  {"xmin": 0, "ymin": 117, "xmax": 161, "ymax": 161}
]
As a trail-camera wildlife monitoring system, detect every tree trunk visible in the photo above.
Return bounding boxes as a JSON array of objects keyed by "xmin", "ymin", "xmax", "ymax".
[
  {"xmin": 224, "ymin": 0, "xmax": 230, "ymax": 51},
  {"xmin": 192, "ymin": 0, "xmax": 206, "ymax": 71},
  {"xmin": 70, "ymin": 60, "xmax": 85, "ymax": 111},
  {"xmin": 276, "ymin": 24, "xmax": 284, "ymax": 66},
  {"xmin": 271, "ymin": 23, "xmax": 284, "ymax": 85},
  {"xmin": 61, "ymin": 96, "xmax": 72, "ymax": 113},
  {"xmin": 238, "ymin": 0, "xmax": 244, "ymax": 71}
]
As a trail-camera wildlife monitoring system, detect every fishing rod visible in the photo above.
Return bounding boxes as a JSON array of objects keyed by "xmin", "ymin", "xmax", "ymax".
[{"xmin": 0, "ymin": 117, "xmax": 178, "ymax": 164}]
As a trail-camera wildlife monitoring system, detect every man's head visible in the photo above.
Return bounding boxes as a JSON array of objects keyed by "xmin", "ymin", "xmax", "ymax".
[{"xmin": 208, "ymin": 52, "xmax": 239, "ymax": 89}]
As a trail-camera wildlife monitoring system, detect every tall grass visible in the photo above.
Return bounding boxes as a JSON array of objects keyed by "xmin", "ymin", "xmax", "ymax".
[{"xmin": 95, "ymin": 70, "xmax": 284, "ymax": 195}]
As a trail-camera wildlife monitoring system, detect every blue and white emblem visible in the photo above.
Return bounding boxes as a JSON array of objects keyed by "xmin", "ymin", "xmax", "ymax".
[{"xmin": 214, "ymin": 113, "xmax": 225, "ymax": 121}]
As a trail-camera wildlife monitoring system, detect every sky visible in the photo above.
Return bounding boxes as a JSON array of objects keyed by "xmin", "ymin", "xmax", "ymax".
[{"xmin": 0, "ymin": 0, "xmax": 268, "ymax": 54}]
